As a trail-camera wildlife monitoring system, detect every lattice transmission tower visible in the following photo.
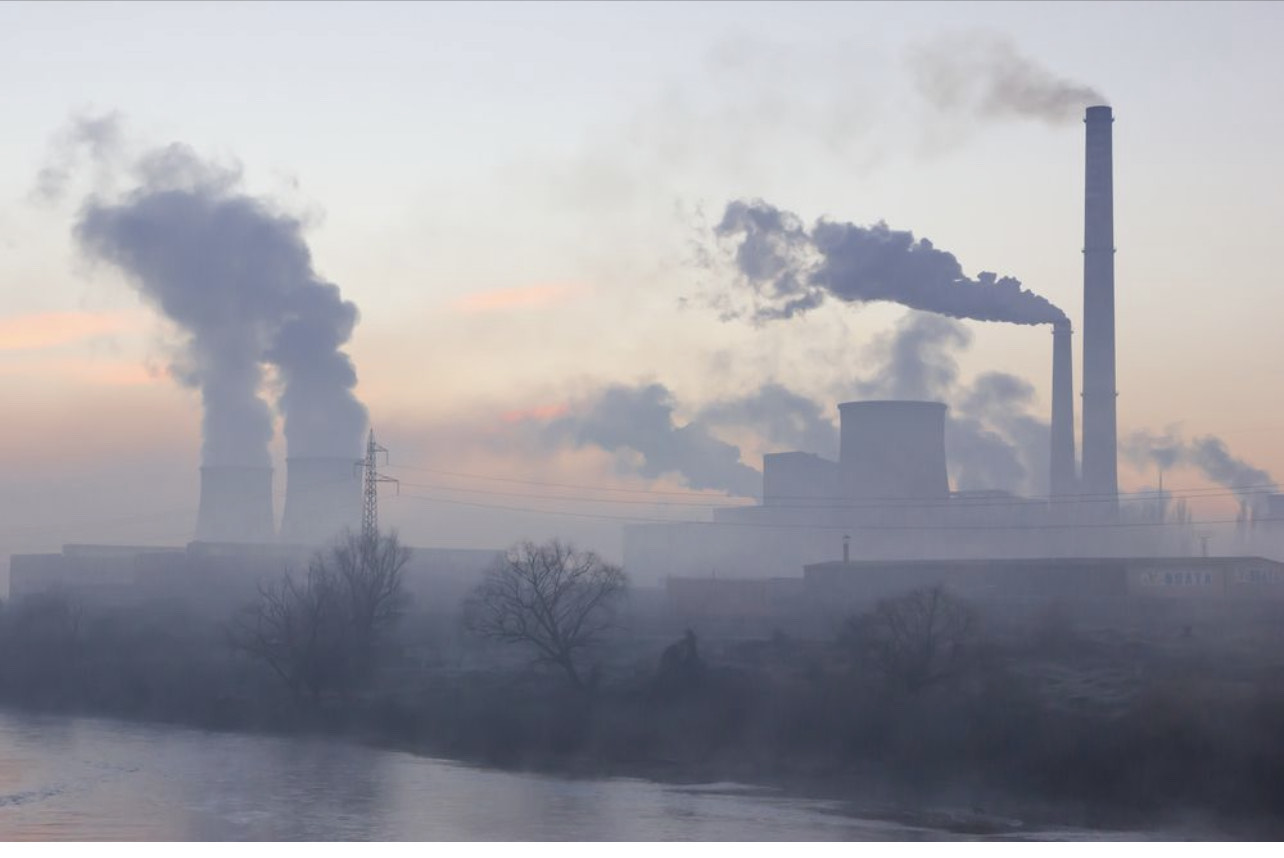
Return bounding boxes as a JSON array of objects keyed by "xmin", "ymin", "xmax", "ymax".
[{"xmin": 358, "ymin": 428, "xmax": 398, "ymax": 541}]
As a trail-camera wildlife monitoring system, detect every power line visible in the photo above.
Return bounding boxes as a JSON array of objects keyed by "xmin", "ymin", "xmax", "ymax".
[
  {"xmin": 386, "ymin": 473, "xmax": 1277, "ymax": 513},
  {"xmin": 381, "ymin": 462, "xmax": 1277, "ymax": 505},
  {"xmin": 385, "ymin": 489, "xmax": 1278, "ymax": 533},
  {"xmin": 0, "ymin": 471, "xmax": 364, "ymax": 540},
  {"xmin": 382, "ymin": 462, "xmax": 743, "ymax": 498}
]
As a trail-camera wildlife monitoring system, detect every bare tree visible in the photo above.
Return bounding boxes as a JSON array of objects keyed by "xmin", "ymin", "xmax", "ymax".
[
  {"xmin": 843, "ymin": 584, "xmax": 977, "ymax": 693},
  {"xmin": 464, "ymin": 539, "xmax": 627, "ymax": 688},
  {"xmin": 331, "ymin": 530, "xmax": 412, "ymax": 669},
  {"xmin": 231, "ymin": 530, "xmax": 410, "ymax": 704},
  {"xmin": 0, "ymin": 589, "xmax": 87, "ymax": 696},
  {"xmin": 234, "ymin": 562, "xmax": 340, "ymax": 703}
]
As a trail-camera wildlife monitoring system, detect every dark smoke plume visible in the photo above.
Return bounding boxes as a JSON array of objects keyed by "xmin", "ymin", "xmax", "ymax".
[
  {"xmin": 716, "ymin": 199, "xmax": 1066, "ymax": 325},
  {"xmin": 909, "ymin": 32, "xmax": 1107, "ymax": 125},
  {"xmin": 542, "ymin": 384, "xmax": 761, "ymax": 498},
  {"xmin": 73, "ymin": 129, "xmax": 366, "ymax": 466}
]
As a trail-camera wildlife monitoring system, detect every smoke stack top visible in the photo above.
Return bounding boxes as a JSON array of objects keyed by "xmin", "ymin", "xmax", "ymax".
[
  {"xmin": 75, "ymin": 136, "xmax": 368, "ymax": 467},
  {"xmin": 716, "ymin": 199, "xmax": 1067, "ymax": 327}
]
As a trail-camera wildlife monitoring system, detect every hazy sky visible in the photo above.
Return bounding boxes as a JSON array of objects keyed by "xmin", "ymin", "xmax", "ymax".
[{"xmin": 3, "ymin": 1, "xmax": 1283, "ymax": 571}]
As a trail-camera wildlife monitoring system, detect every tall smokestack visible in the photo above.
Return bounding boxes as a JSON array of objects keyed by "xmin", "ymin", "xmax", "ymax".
[
  {"xmin": 279, "ymin": 456, "xmax": 361, "ymax": 545},
  {"xmin": 1050, "ymin": 320, "xmax": 1078, "ymax": 498},
  {"xmin": 194, "ymin": 466, "xmax": 275, "ymax": 543},
  {"xmin": 1081, "ymin": 104, "xmax": 1118, "ymax": 508}
]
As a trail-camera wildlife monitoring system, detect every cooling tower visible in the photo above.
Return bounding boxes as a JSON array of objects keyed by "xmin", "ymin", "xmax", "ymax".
[
  {"xmin": 279, "ymin": 456, "xmax": 361, "ymax": 545},
  {"xmin": 194, "ymin": 466, "xmax": 275, "ymax": 543},
  {"xmin": 1081, "ymin": 104, "xmax": 1118, "ymax": 506},
  {"xmin": 1050, "ymin": 320, "xmax": 1078, "ymax": 498},
  {"xmin": 838, "ymin": 400, "xmax": 949, "ymax": 501}
]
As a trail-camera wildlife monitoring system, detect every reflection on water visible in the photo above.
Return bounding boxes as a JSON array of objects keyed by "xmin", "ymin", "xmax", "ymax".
[{"xmin": 0, "ymin": 709, "xmax": 1144, "ymax": 841}]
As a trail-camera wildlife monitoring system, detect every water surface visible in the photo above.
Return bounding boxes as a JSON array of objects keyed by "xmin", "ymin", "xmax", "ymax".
[{"xmin": 0, "ymin": 709, "xmax": 1152, "ymax": 841}]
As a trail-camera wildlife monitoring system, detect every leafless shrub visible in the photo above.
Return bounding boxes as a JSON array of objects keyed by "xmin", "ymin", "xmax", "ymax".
[
  {"xmin": 843, "ymin": 584, "xmax": 978, "ymax": 693},
  {"xmin": 231, "ymin": 530, "xmax": 409, "ymax": 704},
  {"xmin": 464, "ymin": 539, "xmax": 627, "ymax": 688}
]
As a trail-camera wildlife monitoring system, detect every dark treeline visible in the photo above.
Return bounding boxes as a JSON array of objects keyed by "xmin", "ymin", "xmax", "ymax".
[{"xmin": 2, "ymin": 536, "xmax": 1283, "ymax": 837}]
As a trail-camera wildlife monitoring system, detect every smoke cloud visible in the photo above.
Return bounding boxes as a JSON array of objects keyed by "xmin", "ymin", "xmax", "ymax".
[
  {"xmin": 1188, "ymin": 438, "xmax": 1274, "ymax": 496},
  {"xmin": 1122, "ymin": 428, "xmax": 1276, "ymax": 506},
  {"xmin": 716, "ymin": 199, "xmax": 1066, "ymax": 325},
  {"xmin": 32, "ymin": 111, "xmax": 126, "ymax": 204},
  {"xmin": 958, "ymin": 371, "xmax": 1050, "ymax": 498},
  {"xmin": 698, "ymin": 383, "xmax": 838, "ymax": 461},
  {"xmin": 542, "ymin": 384, "xmax": 762, "ymax": 498},
  {"xmin": 851, "ymin": 313, "xmax": 969, "ymax": 402},
  {"xmin": 908, "ymin": 32, "xmax": 1107, "ymax": 125},
  {"xmin": 71, "ymin": 118, "xmax": 367, "ymax": 466},
  {"xmin": 521, "ymin": 312, "xmax": 1052, "ymax": 500},
  {"xmin": 1121, "ymin": 428, "xmax": 1185, "ymax": 475}
]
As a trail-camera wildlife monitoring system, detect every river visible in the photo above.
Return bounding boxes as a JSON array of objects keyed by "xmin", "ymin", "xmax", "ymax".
[{"xmin": 0, "ymin": 708, "xmax": 1169, "ymax": 841}]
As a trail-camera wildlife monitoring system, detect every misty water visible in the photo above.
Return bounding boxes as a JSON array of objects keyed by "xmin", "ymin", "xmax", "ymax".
[{"xmin": 0, "ymin": 709, "xmax": 1178, "ymax": 841}]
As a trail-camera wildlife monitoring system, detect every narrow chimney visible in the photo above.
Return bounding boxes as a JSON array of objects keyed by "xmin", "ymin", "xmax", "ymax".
[
  {"xmin": 1081, "ymin": 104, "xmax": 1118, "ymax": 509},
  {"xmin": 1050, "ymin": 320, "xmax": 1078, "ymax": 498}
]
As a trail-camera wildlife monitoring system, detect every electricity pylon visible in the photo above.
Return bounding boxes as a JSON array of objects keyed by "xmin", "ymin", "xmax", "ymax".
[{"xmin": 358, "ymin": 428, "xmax": 398, "ymax": 541}]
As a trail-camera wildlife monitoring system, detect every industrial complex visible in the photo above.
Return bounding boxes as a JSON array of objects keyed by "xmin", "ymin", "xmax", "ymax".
[
  {"xmin": 11, "ymin": 105, "xmax": 1284, "ymax": 620},
  {"xmin": 627, "ymin": 105, "xmax": 1284, "ymax": 615}
]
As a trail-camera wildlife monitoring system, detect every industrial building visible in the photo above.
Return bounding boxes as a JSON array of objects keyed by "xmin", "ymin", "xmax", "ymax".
[
  {"xmin": 10, "ymin": 105, "xmax": 1281, "ymax": 624},
  {"xmin": 665, "ymin": 555, "xmax": 1284, "ymax": 628},
  {"xmin": 8, "ymin": 540, "xmax": 501, "ymax": 614}
]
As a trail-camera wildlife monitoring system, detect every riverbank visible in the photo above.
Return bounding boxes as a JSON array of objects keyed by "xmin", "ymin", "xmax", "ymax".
[
  {"xmin": 3, "ymin": 591, "xmax": 1283, "ymax": 839},
  {"xmin": 0, "ymin": 698, "xmax": 1203, "ymax": 841}
]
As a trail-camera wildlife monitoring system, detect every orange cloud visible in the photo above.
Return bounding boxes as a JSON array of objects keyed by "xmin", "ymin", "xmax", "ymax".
[
  {"xmin": 0, "ymin": 356, "xmax": 162, "ymax": 387},
  {"xmin": 451, "ymin": 283, "xmax": 583, "ymax": 314},
  {"xmin": 0, "ymin": 311, "xmax": 135, "ymax": 351},
  {"xmin": 67, "ymin": 360, "xmax": 163, "ymax": 387},
  {"xmin": 500, "ymin": 402, "xmax": 569, "ymax": 423}
]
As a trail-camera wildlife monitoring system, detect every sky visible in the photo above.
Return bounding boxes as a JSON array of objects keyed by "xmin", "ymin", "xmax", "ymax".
[{"xmin": 3, "ymin": 0, "xmax": 1284, "ymax": 577}]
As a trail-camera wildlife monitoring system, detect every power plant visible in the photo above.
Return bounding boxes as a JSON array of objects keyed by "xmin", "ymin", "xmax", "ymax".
[
  {"xmin": 629, "ymin": 104, "xmax": 1281, "ymax": 600},
  {"xmin": 13, "ymin": 103, "xmax": 1284, "ymax": 615}
]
